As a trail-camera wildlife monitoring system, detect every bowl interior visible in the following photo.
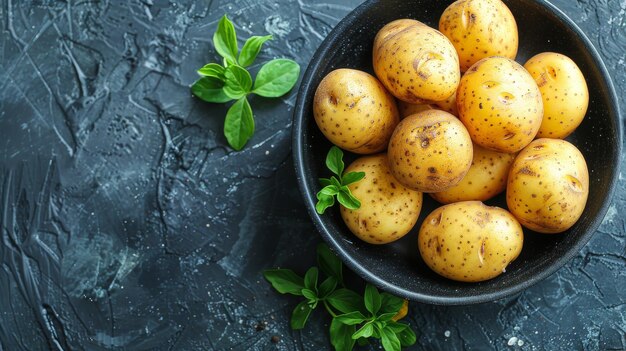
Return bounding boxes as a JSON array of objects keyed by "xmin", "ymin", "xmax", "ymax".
[{"xmin": 294, "ymin": 0, "xmax": 621, "ymax": 304}]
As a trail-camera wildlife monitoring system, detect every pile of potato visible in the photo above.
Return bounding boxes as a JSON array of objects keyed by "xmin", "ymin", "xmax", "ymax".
[{"xmin": 313, "ymin": 0, "xmax": 589, "ymax": 282}]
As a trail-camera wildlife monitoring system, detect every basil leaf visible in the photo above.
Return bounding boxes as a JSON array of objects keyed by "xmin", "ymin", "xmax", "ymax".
[
  {"xmin": 301, "ymin": 288, "xmax": 318, "ymax": 307},
  {"xmin": 318, "ymin": 276, "xmax": 338, "ymax": 298},
  {"xmin": 291, "ymin": 300, "xmax": 313, "ymax": 330},
  {"xmin": 319, "ymin": 185, "xmax": 339, "ymax": 197},
  {"xmin": 317, "ymin": 243, "xmax": 343, "ymax": 283},
  {"xmin": 326, "ymin": 146, "xmax": 344, "ymax": 177},
  {"xmin": 378, "ymin": 312, "xmax": 397, "ymax": 322},
  {"xmin": 213, "ymin": 15, "xmax": 238, "ymax": 63},
  {"xmin": 386, "ymin": 322, "xmax": 408, "ymax": 334},
  {"xmin": 191, "ymin": 77, "xmax": 232, "ymax": 103},
  {"xmin": 337, "ymin": 189, "xmax": 361, "ymax": 210},
  {"xmin": 330, "ymin": 176, "xmax": 342, "ymax": 187},
  {"xmin": 380, "ymin": 327, "xmax": 401, "ymax": 351},
  {"xmin": 315, "ymin": 193, "xmax": 335, "ymax": 215},
  {"xmin": 380, "ymin": 293, "xmax": 404, "ymax": 315},
  {"xmin": 224, "ymin": 97, "xmax": 254, "ymax": 150},
  {"xmin": 334, "ymin": 311, "xmax": 367, "ymax": 326},
  {"xmin": 304, "ymin": 267, "xmax": 319, "ymax": 291},
  {"xmin": 263, "ymin": 269, "xmax": 304, "ymax": 295},
  {"xmin": 330, "ymin": 318, "xmax": 356, "ymax": 351},
  {"xmin": 239, "ymin": 35, "xmax": 273, "ymax": 67},
  {"xmin": 327, "ymin": 289, "xmax": 364, "ymax": 314},
  {"xmin": 342, "ymin": 171, "xmax": 365, "ymax": 186},
  {"xmin": 364, "ymin": 284, "xmax": 382, "ymax": 315},
  {"xmin": 319, "ymin": 178, "xmax": 333, "ymax": 187},
  {"xmin": 223, "ymin": 65, "xmax": 252, "ymax": 99},
  {"xmin": 197, "ymin": 63, "xmax": 226, "ymax": 79},
  {"xmin": 253, "ymin": 58, "xmax": 300, "ymax": 97},
  {"xmin": 352, "ymin": 322, "xmax": 374, "ymax": 339},
  {"xmin": 395, "ymin": 324, "xmax": 417, "ymax": 347}
]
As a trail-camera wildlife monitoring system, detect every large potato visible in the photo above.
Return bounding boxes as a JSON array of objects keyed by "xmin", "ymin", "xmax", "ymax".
[
  {"xmin": 506, "ymin": 138, "xmax": 589, "ymax": 233},
  {"xmin": 313, "ymin": 69, "xmax": 399, "ymax": 154},
  {"xmin": 418, "ymin": 201, "xmax": 523, "ymax": 282},
  {"xmin": 457, "ymin": 57, "xmax": 543, "ymax": 153},
  {"xmin": 524, "ymin": 52, "xmax": 589, "ymax": 139},
  {"xmin": 373, "ymin": 19, "xmax": 460, "ymax": 104},
  {"xmin": 439, "ymin": 0, "xmax": 518, "ymax": 72},
  {"xmin": 388, "ymin": 110, "xmax": 473, "ymax": 193},
  {"xmin": 432, "ymin": 92, "xmax": 458, "ymax": 116},
  {"xmin": 431, "ymin": 143, "xmax": 515, "ymax": 204},
  {"xmin": 341, "ymin": 154, "xmax": 423, "ymax": 244}
]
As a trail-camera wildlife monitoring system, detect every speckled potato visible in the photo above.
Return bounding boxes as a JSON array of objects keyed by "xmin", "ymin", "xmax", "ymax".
[
  {"xmin": 439, "ymin": 0, "xmax": 518, "ymax": 72},
  {"xmin": 431, "ymin": 143, "xmax": 515, "ymax": 204},
  {"xmin": 388, "ymin": 110, "xmax": 473, "ymax": 192},
  {"xmin": 524, "ymin": 52, "xmax": 589, "ymax": 139},
  {"xmin": 418, "ymin": 201, "xmax": 523, "ymax": 282},
  {"xmin": 432, "ymin": 92, "xmax": 458, "ymax": 116},
  {"xmin": 398, "ymin": 101, "xmax": 435, "ymax": 119},
  {"xmin": 373, "ymin": 19, "xmax": 460, "ymax": 104},
  {"xmin": 458, "ymin": 57, "xmax": 543, "ymax": 153},
  {"xmin": 313, "ymin": 69, "xmax": 400, "ymax": 154},
  {"xmin": 506, "ymin": 139, "xmax": 589, "ymax": 233},
  {"xmin": 340, "ymin": 154, "xmax": 423, "ymax": 244}
]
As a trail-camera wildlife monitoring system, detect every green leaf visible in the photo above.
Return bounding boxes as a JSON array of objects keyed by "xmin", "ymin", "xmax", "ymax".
[
  {"xmin": 213, "ymin": 15, "xmax": 238, "ymax": 63},
  {"xmin": 352, "ymin": 322, "xmax": 374, "ymax": 339},
  {"xmin": 357, "ymin": 338, "xmax": 369, "ymax": 346},
  {"xmin": 263, "ymin": 269, "xmax": 304, "ymax": 295},
  {"xmin": 239, "ymin": 35, "xmax": 273, "ymax": 67},
  {"xmin": 291, "ymin": 300, "xmax": 313, "ymax": 330},
  {"xmin": 319, "ymin": 185, "xmax": 340, "ymax": 197},
  {"xmin": 386, "ymin": 322, "xmax": 408, "ymax": 334},
  {"xmin": 327, "ymin": 289, "xmax": 364, "ymax": 314},
  {"xmin": 224, "ymin": 97, "xmax": 254, "ymax": 150},
  {"xmin": 318, "ymin": 277, "xmax": 338, "ymax": 298},
  {"xmin": 364, "ymin": 285, "xmax": 382, "ymax": 315},
  {"xmin": 197, "ymin": 63, "xmax": 226, "ymax": 79},
  {"xmin": 395, "ymin": 324, "xmax": 417, "ymax": 347},
  {"xmin": 380, "ymin": 293, "xmax": 404, "ymax": 315},
  {"xmin": 378, "ymin": 312, "xmax": 397, "ymax": 322},
  {"xmin": 304, "ymin": 267, "xmax": 319, "ymax": 291},
  {"xmin": 380, "ymin": 327, "xmax": 401, "ymax": 351},
  {"xmin": 315, "ymin": 193, "xmax": 335, "ymax": 215},
  {"xmin": 191, "ymin": 77, "xmax": 232, "ymax": 103},
  {"xmin": 342, "ymin": 171, "xmax": 365, "ymax": 186},
  {"xmin": 330, "ymin": 176, "xmax": 342, "ymax": 187},
  {"xmin": 330, "ymin": 318, "xmax": 356, "ymax": 351},
  {"xmin": 223, "ymin": 65, "xmax": 252, "ymax": 99},
  {"xmin": 337, "ymin": 189, "xmax": 361, "ymax": 210},
  {"xmin": 335, "ymin": 311, "xmax": 367, "ymax": 326},
  {"xmin": 316, "ymin": 243, "xmax": 343, "ymax": 283},
  {"xmin": 319, "ymin": 178, "xmax": 333, "ymax": 187},
  {"xmin": 301, "ymin": 288, "xmax": 318, "ymax": 301},
  {"xmin": 325, "ymin": 146, "xmax": 345, "ymax": 177},
  {"xmin": 253, "ymin": 58, "xmax": 300, "ymax": 97}
]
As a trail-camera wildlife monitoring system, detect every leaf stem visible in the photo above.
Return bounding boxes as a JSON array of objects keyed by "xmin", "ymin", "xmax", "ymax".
[{"xmin": 323, "ymin": 299, "xmax": 338, "ymax": 318}]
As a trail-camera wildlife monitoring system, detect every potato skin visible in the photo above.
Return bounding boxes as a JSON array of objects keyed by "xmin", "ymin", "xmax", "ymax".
[
  {"xmin": 524, "ymin": 52, "xmax": 589, "ymax": 139},
  {"xmin": 432, "ymin": 93, "xmax": 458, "ymax": 116},
  {"xmin": 418, "ymin": 201, "xmax": 523, "ymax": 282},
  {"xmin": 388, "ymin": 110, "xmax": 473, "ymax": 193},
  {"xmin": 431, "ymin": 143, "xmax": 515, "ymax": 204},
  {"xmin": 340, "ymin": 154, "xmax": 423, "ymax": 244},
  {"xmin": 457, "ymin": 57, "xmax": 543, "ymax": 153},
  {"xmin": 439, "ymin": 0, "xmax": 518, "ymax": 72},
  {"xmin": 398, "ymin": 101, "xmax": 435, "ymax": 119},
  {"xmin": 373, "ymin": 19, "xmax": 460, "ymax": 104},
  {"xmin": 313, "ymin": 69, "xmax": 400, "ymax": 154},
  {"xmin": 506, "ymin": 139, "xmax": 589, "ymax": 233}
]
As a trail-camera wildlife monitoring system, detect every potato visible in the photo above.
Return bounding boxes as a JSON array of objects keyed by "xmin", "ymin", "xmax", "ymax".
[
  {"xmin": 398, "ymin": 101, "xmax": 435, "ymax": 119},
  {"xmin": 439, "ymin": 0, "xmax": 518, "ymax": 72},
  {"xmin": 388, "ymin": 110, "xmax": 473, "ymax": 192},
  {"xmin": 313, "ymin": 69, "xmax": 399, "ymax": 154},
  {"xmin": 506, "ymin": 138, "xmax": 589, "ymax": 233},
  {"xmin": 432, "ymin": 92, "xmax": 458, "ymax": 116},
  {"xmin": 418, "ymin": 201, "xmax": 523, "ymax": 282},
  {"xmin": 340, "ymin": 154, "xmax": 423, "ymax": 244},
  {"xmin": 431, "ymin": 143, "xmax": 515, "ymax": 204},
  {"xmin": 373, "ymin": 19, "xmax": 460, "ymax": 104},
  {"xmin": 524, "ymin": 52, "xmax": 589, "ymax": 139},
  {"xmin": 457, "ymin": 57, "xmax": 543, "ymax": 153}
]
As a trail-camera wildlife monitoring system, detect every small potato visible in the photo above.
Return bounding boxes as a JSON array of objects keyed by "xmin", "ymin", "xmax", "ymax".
[
  {"xmin": 314, "ymin": 69, "xmax": 399, "ymax": 154},
  {"xmin": 340, "ymin": 154, "xmax": 423, "ymax": 244},
  {"xmin": 432, "ymin": 92, "xmax": 458, "ymax": 116},
  {"xmin": 439, "ymin": 0, "xmax": 518, "ymax": 72},
  {"xmin": 457, "ymin": 57, "xmax": 543, "ymax": 153},
  {"xmin": 388, "ymin": 110, "xmax": 473, "ymax": 193},
  {"xmin": 373, "ymin": 19, "xmax": 460, "ymax": 104},
  {"xmin": 524, "ymin": 52, "xmax": 589, "ymax": 139},
  {"xmin": 398, "ymin": 101, "xmax": 435, "ymax": 119},
  {"xmin": 506, "ymin": 139, "xmax": 589, "ymax": 233},
  {"xmin": 418, "ymin": 201, "xmax": 523, "ymax": 282},
  {"xmin": 431, "ymin": 143, "xmax": 515, "ymax": 204}
]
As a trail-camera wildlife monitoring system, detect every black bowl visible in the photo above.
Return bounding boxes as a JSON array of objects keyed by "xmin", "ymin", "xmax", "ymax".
[{"xmin": 293, "ymin": 0, "xmax": 622, "ymax": 305}]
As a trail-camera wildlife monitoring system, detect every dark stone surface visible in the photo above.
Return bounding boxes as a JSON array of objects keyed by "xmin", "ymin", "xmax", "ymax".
[{"xmin": 0, "ymin": 0, "xmax": 623, "ymax": 350}]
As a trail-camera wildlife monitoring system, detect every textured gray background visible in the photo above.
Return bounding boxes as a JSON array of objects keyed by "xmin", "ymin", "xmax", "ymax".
[{"xmin": 0, "ymin": 0, "xmax": 625, "ymax": 350}]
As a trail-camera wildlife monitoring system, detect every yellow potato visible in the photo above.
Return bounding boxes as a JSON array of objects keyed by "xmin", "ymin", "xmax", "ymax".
[
  {"xmin": 388, "ymin": 110, "xmax": 473, "ymax": 192},
  {"xmin": 313, "ymin": 69, "xmax": 399, "ymax": 154},
  {"xmin": 439, "ymin": 0, "xmax": 518, "ymax": 72},
  {"xmin": 418, "ymin": 201, "xmax": 523, "ymax": 282},
  {"xmin": 398, "ymin": 101, "xmax": 435, "ymax": 119},
  {"xmin": 340, "ymin": 154, "xmax": 423, "ymax": 244},
  {"xmin": 373, "ymin": 19, "xmax": 460, "ymax": 104},
  {"xmin": 432, "ymin": 92, "xmax": 458, "ymax": 116},
  {"xmin": 431, "ymin": 143, "xmax": 515, "ymax": 204},
  {"xmin": 524, "ymin": 52, "xmax": 589, "ymax": 139},
  {"xmin": 457, "ymin": 57, "xmax": 543, "ymax": 153},
  {"xmin": 506, "ymin": 138, "xmax": 589, "ymax": 233}
]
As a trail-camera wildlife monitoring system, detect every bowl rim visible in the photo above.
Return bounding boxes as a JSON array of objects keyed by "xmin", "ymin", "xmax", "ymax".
[{"xmin": 292, "ymin": 0, "xmax": 623, "ymax": 305}]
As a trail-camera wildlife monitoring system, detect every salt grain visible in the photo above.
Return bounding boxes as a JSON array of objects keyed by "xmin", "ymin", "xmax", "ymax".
[
  {"xmin": 444, "ymin": 330, "xmax": 450, "ymax": 337},
  {"xmin": 508, "ymin": 336, "xmax": 518, "ymax": 346}
]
